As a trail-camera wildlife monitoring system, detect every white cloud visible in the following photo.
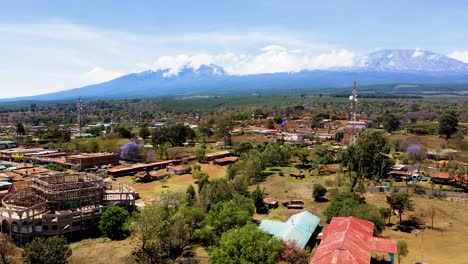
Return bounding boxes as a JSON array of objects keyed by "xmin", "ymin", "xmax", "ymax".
[
  {"xmin": 86, "ymin": 67, "xmax": 124, "ymax": 84},
  {"xmin": 448, "ymin": 51, "xmax": 468, "ymax": 63},
  {"xmin": 0, "ymin": 21, "xmax": 348, "ymax": 98},
  {"xmin": 153, "ymin": 46, "xmax": 355, "ymax": 76}
]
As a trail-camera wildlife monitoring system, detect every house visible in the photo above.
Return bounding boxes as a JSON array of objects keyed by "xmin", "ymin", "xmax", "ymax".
[
  {"xmin": 346, "ymin": 120, "xmax": 369, "ymax": 129},
  {"xmin": 167, "ymin": 165, "xmax": 187, "ymax": 175},
  {"xmin": 213, "ymin": 156, "xmax": 238, "ymax": 166},
  {"xmin": 0, "ymin": 141, "xmax": 17, "ymax": 149},
  {"xmin": 432, "ymin": 171, "xmax": 467, "ymax": 187},
  {"xmin": 134, "ymin": 171, "xmax": 153, "ymax": 182},
  {"xmin": 311, "ymin": 216, "xmax": 397, "ymax": 264},
  {"xmin": 427, "ymin": 148, "xmax": 461, "ymax": 160},
  {"xmin": 259, "ymin": 211, "xmax": 321, "ymax": 249}
]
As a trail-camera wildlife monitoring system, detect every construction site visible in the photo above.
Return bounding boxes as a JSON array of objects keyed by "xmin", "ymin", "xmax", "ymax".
[{"xmin": 0, "ymin": 172, "xmax": 135, "ymax": 244}]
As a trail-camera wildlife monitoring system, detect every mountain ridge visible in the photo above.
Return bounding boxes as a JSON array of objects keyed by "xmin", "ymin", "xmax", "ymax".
[{"xmin": 2, "ymin": 49, "xmax": 468, "ymax": 102}]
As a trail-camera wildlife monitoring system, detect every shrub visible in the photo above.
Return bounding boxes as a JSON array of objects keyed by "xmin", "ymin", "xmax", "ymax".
[
  {"xmin": 99, "ymin": 206, "xmax": 131, "ymax": 240},
  {"xmin": 312, "ymin": 184, "xmax": 327, "ymax": 201}
]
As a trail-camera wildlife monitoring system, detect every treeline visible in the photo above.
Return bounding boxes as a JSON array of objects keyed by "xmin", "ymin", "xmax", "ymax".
[{"xmin": 329, "ymin": 93, "xmax": 422, "ymax": 99}]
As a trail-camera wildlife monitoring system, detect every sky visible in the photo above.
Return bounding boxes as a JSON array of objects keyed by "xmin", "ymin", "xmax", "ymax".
[{"xmin": 1, "ymin": 0, "xmax": 468, "ymax": 98}]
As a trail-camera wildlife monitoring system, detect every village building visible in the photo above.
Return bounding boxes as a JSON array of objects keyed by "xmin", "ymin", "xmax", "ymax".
[
  {"xmin": 0, "ymin": 141, "xmax": 17, "ymax": 149},
  {"xmin": 167, "ymin": 165, "xmax": 187, "ymax": 175},
  {"xmin": 213, "ymin": 156, "xmax": 238, "ymax": 166},
  {"xmin": 259, "ymin": 211, "xmax": 321, "ymax": 249},
  {"xmin": 63, "ymin": 153, "xmax": 120, "ymax": 170},
  {"xmin": 311, "ymin": 216, "xmax": 397, "ymax": 264}
]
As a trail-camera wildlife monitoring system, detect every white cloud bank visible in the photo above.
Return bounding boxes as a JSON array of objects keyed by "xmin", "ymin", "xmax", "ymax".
[
  {"xmin": 448, "ymin": 51, "xmax": 468, "ymax": 63},
  {"xmin": 153, "ymin": 46, "xmax": 355, "ymax": 76}
]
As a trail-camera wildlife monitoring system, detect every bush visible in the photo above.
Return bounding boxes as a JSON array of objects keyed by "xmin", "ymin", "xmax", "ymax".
[
  {"xmin": 44, "ymin": 163, "xmax": 64, "ymax": 172},
  {"xmin": 99, "ymin": 206, "xmax": 131, "ymax": 240},
  {"xmin": 313, "ymin": 184, "xmax": 327, "ymax": 201},
  {"xmin": 23, "ymin": 236, "xmax": 71, "ymax": 264}
]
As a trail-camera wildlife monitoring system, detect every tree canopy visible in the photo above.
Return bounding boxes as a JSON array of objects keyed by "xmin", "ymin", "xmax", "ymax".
[
  {"xmin": 209, "ymin": 223, "xmax": 283, "ymax": 264},
  {"xmin": 99, "ymin": 206, "xmax": 131, "ymax": 240},
  {"xmin": 438, "ymin": 110, "xmax": 459, "ymax": 139},
  {"xmin": 23, "ymin": 236, "xmax": 71, "ymax": 264},
  {"xmin": 386, "ymin": 192, "xmax": 415, "ymax": 222}
]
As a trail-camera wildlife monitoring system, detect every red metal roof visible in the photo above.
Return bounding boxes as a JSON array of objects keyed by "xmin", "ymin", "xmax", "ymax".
[
  {"xmin": 371, "ymin": 237, "xmax": 397, "ymax": 254},
  {"xmin": 311, "ymin": 216, "xmax": 396, "ymax": 264},
  {"xmin": 432, "ymin": 171, "xmax": 451, "ymax": 179}
]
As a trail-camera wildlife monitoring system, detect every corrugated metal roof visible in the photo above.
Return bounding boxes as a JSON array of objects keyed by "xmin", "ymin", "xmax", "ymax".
[
  {"xmin": 259, "ymin": 211, "xmax": 320, "ymax": 248},
  {"xmin": 311, "ymin": 216, "xmax": 397, "ymax": 264}
]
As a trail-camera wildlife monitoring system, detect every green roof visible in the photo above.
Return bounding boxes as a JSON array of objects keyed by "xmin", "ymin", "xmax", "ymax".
[
  {"xmin": 0, "ymin": 141, "xmax": 16, "ymax": 144},
  {"xmin": 259, "ymin": 211, "xmax": 320, "ymax": 248}
]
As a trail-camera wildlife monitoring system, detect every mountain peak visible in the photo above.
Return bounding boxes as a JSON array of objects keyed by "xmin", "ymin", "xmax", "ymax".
[{"xmin": 354, "ymin": 49, "xmax": 468, "ymax": 72}]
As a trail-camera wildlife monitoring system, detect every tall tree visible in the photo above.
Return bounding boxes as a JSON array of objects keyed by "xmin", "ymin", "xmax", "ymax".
[
  {"xmin": 438, "ymin": 110, "xmax": 459, "ymax": 139},
  {"xmin": 397, "ymin": 240, "xmax": 408, "ymax": 264},
  {"xmin": 251, "ymin": 186, "xmax": 268, "ymax": 214},
  {"xmin": 16, "ymin": 122, "xmax": 25, "ymax": 137},
  {"xmin": 99, "ymin": 206, "xmax": 131, "ymax": 240},
  {"xmin": 209, "ymin": 223, "xmax": 283, "ymax": 264},
  {"xmin": 386, "ymin": 193, "xmax": 415, "ymax": 222},
  {"xmin": 382, "ymin": 113, "xmax": 401, "ymax": 133}
]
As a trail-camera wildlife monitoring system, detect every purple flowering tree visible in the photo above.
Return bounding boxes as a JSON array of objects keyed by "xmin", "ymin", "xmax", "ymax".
[{"xmin": 120, "ymin": 142, "xmax": 140, "ymax": 160}]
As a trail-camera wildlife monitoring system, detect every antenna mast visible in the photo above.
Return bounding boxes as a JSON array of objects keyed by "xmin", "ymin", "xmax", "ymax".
[
  {"xmin": 350, "ymin": 80, "xmax": 358, "ymax": 144},
  {"xmin": 77, "ymin": 96, "xmax": 83, "ymax": 137}
]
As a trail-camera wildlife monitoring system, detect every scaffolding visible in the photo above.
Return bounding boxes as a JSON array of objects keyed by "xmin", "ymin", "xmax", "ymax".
[{"xmin": 0, "ymin": 173, "xmax": 135, "ymax": 243}]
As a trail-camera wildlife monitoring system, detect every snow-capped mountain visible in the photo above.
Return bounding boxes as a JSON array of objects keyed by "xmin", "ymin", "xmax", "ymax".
[
  {"xmin": 2, "ymin": 49, "xmax": 468, "ymax": 102},
  {"xmin": 352, "ymin": 49, "xmax": 468, "ymax": 72}
]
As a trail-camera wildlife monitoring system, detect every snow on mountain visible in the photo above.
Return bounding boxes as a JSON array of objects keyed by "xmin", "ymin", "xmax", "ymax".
[{"xmin": 352, "ymin": 49, "xmax": 468, "ymax": 72}]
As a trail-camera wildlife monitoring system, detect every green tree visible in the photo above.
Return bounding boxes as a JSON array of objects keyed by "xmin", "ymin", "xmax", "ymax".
[
  {"xmin": 334, "ymin": 130, "xmax": 344, "ymax": 142},
  {"xmin": 251, "ymin": 186, "xmax": 268, "ymax": 214},
  {"xmin": 382, "ymin": 113, "xmax": 401, "ymax": 133},
  {"xmin": 341, "ymin": 129, "xmax": 393, "ymax": 188},
  {"xmin": 200, "ymin": 178, "xmax": 235, "ymax": 208},
  {"xmin": 23, "ymin": 236, "xmax": 71, "ymax": 264},
  {"xmin": 438, "ymin": 110, "xmax": 459, "ymax": 139},
  {"xmin": 397, "ymin": 240, "xmax": 408, "ymax": 264},
  {"xmin": 293, "ymin": 148, "xmax": 310, "ymax": 166},
  {"xmin": 215, "ymin": 117, "xmax": 234, "ymax": 146},
  {"xmin": 158, "ymin": 141, "xmax": 172, "ymax": 159},
  {"xmin": 313, "ymin": 183, "xmax": 327, "ymax": 201},
  {"xmin": 139, "ymin": 125, "xmax": 150, "ymax": 139},
  {"xmin": 265, "ymin": 118, "xmax": 275, "ymax": 129},
  {"xmin": 379, "ymin": 207, "xmax": 392, "ymax": 226},
  {"xmin": 386, "ymin": 193, "xmax": 415, "ymax": 222},
  {"xmin": 16, "ymin": 122, "xmax": 26, "ymax": 137},
  {"xmin": 99, "ymin": 206, "xmax": 131, "ymax": 240},
  {"xmin": 185, "ymin": 184, "xmax": 196, "ymax": 206},
  {"xmin": 0, "ymin": 233, "xmax": 16, "ymax": 264},
  {"xmin": 210, "ymin": 223, "xmax": 283, "ymax": 264},
  {"xmin": 130, "ymin": 203, "xmax": 192, "ymax": 263}
]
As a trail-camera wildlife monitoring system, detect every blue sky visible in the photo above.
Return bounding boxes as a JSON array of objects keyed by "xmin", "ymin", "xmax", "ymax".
[{"xmin": 1, "ymin": 0, "xmax": 468, "ymax": 98}]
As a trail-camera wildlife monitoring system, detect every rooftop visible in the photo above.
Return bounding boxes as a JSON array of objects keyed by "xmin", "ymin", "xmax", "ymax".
[{"xmin": 259, "ymin": 211, "xmax": 320, "ymax": 249}]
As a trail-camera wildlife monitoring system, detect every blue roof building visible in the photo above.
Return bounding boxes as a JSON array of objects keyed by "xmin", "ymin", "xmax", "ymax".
[{"xmin": 259, "ymin": 211, "xmax": 320, "ymax": 248}]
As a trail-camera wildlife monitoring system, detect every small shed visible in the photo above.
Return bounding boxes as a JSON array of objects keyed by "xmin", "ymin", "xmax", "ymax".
[
  {"xmin": 167, "ymin": 165, "xmax": 187, "ymax": 175},
  {"xmin": 134, "ymin": 171, "xmax": 153, "ymax": 182}
]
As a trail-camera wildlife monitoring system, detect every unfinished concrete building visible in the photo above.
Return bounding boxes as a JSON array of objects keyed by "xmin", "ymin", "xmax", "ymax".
[{"xmin": 0, "ymin": 173, "xmax": 135, "ymax": 243}]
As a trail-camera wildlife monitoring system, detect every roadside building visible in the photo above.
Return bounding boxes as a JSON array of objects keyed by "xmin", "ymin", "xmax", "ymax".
[{"xmin": 167, "ymin": 165, "xmax": 187, "ymax": 175}]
